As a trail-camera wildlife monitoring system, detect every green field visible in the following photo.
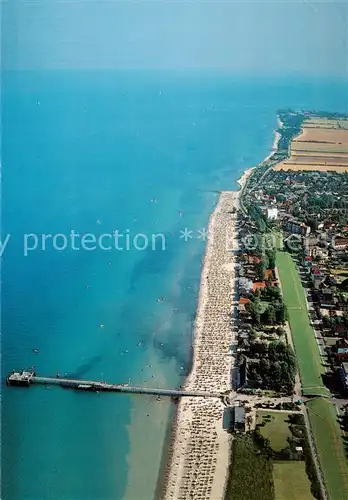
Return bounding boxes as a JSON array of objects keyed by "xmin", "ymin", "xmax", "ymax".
[
  {"xmin": 256, "ymin": 411, "xmax": 292, "ymax": 452},
  {"xmin": 276, "ymin": 251, "xmax": 329, "ymax": 397},
  {"xmin": 225, "ymin": 435, "xmax": 274, "ymax": 500},
  {"xmin": 273, "ymin": 462, "xmax": 313, "ymax": 500},
  {"xmin": 307, "ymin": 399, "xmax": 348, "ymax": 500}
]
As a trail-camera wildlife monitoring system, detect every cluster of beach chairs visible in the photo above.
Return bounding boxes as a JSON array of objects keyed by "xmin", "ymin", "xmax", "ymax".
[{"xmin": 162, "ymin": 192, "xmax": 238, "ymax": 500}]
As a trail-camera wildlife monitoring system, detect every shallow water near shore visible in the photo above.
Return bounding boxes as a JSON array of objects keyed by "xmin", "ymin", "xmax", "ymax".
[{"xmin": 2, "ymin": 71, "xmax": 348, "ymax": 500}]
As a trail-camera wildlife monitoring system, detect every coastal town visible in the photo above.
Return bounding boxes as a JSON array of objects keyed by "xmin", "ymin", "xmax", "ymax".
[
  {"xmin": 6, "ymin": 111, "xmax": 348, "ymax": 500},
  {"xmin": 161, "ymin": 112, "xmax": 348, "ymax": 500}
]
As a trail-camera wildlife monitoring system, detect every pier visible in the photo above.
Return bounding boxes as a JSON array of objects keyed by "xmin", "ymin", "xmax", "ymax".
[{"xmin": 6, "ymin": 370, "xmax": 223, "ymax": 399}]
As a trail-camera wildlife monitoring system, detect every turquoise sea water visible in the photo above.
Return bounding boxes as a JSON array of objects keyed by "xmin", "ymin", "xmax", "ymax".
[{"xmin": 2, "ymin": 71, "xmax": 348, "ymax": 500}]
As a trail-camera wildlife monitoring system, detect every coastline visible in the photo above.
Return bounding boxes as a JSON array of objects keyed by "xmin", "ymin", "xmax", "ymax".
[
  {"xmin": 157, "ymin": 120, "xmax": 283, "ymax": 500},
  {"xmin": 236, "ymin": 120, "xmax": 282, "ymax": 190},
  {"xmin": 262, "ymin": 120, "xmax": 282, "ymax": 164},
  {"xmin": 160, "ymin": 191, "xmax": 239, "ymax": 499}
]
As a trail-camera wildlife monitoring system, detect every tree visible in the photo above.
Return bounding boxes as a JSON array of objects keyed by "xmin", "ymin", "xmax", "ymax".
[
  {"xmin": 265, "ymin": 305, "xmax": 276, "ymax": 325},
  {"xmin": 275, "ymin": 301, "xmax": 288, "ymax": 324},
  {"xmin": 249, "ymin": 327, "xmax": 258, "ymax": 342},
  {"xmin": 266, "ymin": 249, "xmax": 276, "ymax": 270},
  {"xmin": 246, "ymin": 415, "xmax": 253, "ymax": 432},
  {"xmin": 255, "ymin": 261, "xmax": 265, "ymax": 281},
  {"xmin": 263, "ymin": 285, "xmax": 281, "ymax": 301},
  {"xmin": 247, "ymin": 298, "xmax": 262, "ymax": 326}
]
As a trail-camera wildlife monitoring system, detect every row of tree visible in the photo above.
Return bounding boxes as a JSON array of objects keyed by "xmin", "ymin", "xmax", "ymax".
[
  {"xmin": 247, "ymin": 294, "xmax": 288, "ymax": 326},
  {"xmin": 246, "ymin": 340, "xmax": 296, "ymax": 394}
]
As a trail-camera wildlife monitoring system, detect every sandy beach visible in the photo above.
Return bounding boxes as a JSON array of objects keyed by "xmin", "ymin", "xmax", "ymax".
[
  {"xmin": 262, "ymin": 126, "xmax": 282, "ymax": 163},
  {"xmin": 236, "ymin": 167, "xmax": 255, "ymax": 190},
  {"xmin": 159, "ymin": 119, "xmax": 285, "ymax": 500},
  {"xmin": 161, "ymin": 190, "xmax": 239, "ymax": 500},
  {"xmin": 236, "ymin": 124, "xmax": 281, "ymax": 191}
]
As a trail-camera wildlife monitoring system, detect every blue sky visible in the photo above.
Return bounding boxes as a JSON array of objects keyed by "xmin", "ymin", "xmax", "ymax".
[{"xmin": 2, "ymin": 0, "xmax": 348, "ymax": 75}]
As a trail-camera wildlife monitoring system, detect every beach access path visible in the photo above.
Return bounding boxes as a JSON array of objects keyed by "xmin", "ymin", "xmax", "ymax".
[{"xmin": 161, "ymin": 190, "xmax": 239, "ymax": 500}]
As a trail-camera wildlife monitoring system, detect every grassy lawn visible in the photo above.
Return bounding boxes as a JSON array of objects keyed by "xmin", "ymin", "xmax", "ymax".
[
  {"xmin": 307, "ymin": 398, "xmax": 348, "ymax": 500},
  {"xmin": 225, "ymin": 435, "xmax": 274, "ymax": 500},
  {"xmin": 276, "ymin": 251, "xmax": 329, "ymax": 397},
  {"xmin": 256, "ymin": 411, "xmax": 292, "ymax": 452},
  {"xmin": 273, "ymin": 462, "xmax": 313, "ymax": 500}
]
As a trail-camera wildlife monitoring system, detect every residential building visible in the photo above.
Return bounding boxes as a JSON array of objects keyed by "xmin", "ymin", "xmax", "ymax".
[
  {"xmin": 337, "ymin": 348, "xmax": 348, "ymax": 361},
  {"xmin": 284, "ymin": 218, "xmax": 311, "ymax": 236},
  {"xmin": 267, "ymin": 208, "xmax": 278, "ymax": 220},
  {"xmin": 317, "ymin": 290, "xmax": 336, "ymax": 309},
  {"xmin": 233, "ymin": 406, "xmax": 246, "ymax": 432},
  {"xmin": 339, "ymin": 362, "xmax": 348, "ymax": 391},
  {"xmin": 311, "ymin": 266, "xmax": 325, "ymax": 289},
  {"xmin": 332, "ymin": 237, "xmax": 348, "ymax": 250}
]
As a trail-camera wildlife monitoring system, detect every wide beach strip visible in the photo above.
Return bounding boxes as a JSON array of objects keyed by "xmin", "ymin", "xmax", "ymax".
[{"xmin": 161, "ymin": 191, "xmax": 239, "ymax": 500}]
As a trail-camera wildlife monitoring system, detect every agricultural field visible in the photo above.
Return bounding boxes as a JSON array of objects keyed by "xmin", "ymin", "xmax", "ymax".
[
  {"xmin": 307, "ymin": 398, "xmax": 348, "ymax": 500},
  {"xmin": 285, "ymin": 155, "xmax": 348, "ymax": 166},
  {"xmin": 256, "ymin": 413, "xmax": 318, "ymax": 499},
  {"xmin": 256, "ymin": 411, "xmax": 292, "ymax": 452},
  {"xmin": 298, "ymin": 127, "xmax": 348, "ymax": 143},
  {"xmin": 303, "ymin": 118, "xmax": 348, "ymax": 129},
  {"xmin": 274, "ymin": 164, "xmax": 348, "ymax": 173},
  {"xmin": 291, "ymin": 145, "xmax": 348, "ymax": 156},
  {"xmin": 273, "ymin": 462, "xmax": 314, "ymax": 500},
  {"xmin": 225, "ymin": 435, "xmax": 274, "ymax": 500},
  {"xmin": 274, "ymin": 117, "xmax": 348, "ymax": 172},
  {"xmin": 276, "ymin": 251, "xmax": 329, "ymax": 397}
]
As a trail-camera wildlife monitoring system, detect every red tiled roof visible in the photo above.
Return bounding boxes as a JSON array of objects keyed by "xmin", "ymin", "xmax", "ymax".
[
  {"xmin": 248, "ymin": 255, "xmax": 262, "ymax": 264},
  {"xmin": 265, "ymin": 269, "xmax": 273, "ymax": 279},
  {"xmin": 252, "ymin": 282, "xmax": 267, "ymax": 291},
  {"xmin": 334, "ymin": 238, "xmax": 348, "ymax": 247},
  {"xmin": 239, "ymin": 298, "xmax": 250, "ymax": 305}
]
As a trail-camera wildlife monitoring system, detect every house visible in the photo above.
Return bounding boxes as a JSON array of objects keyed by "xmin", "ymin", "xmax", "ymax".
[
  {"xmin": 317, "ymin": 290, "xmax": 336, "ymax": 309},
  {"xmin": 337, "ymin": 348, "xmax": 348, "ymax": 361},
  {"xmin": 312, "ymin": 247, "xmax": 329, "ymax": 261},
  {"xmin": 336, "ymin": 338, "xmax": 348, "ymax": 362},
  {"xmin": 264, "ymin": 269, "xmax": 274, "ymax": 280},
  {"xmin": 267, "ymin": 208, "xmax": 278, "ymax": 220},
  {"xmin": 339, "ymin": 362, "xmax": 348, "ymax": 391},
  {"xmin": 252, "ymin": 281, "xmax": 278, "ymax": 292},
  {"xmin": 248, "ymin": 255, "xmax": 262, "ymax": 265},
  {"xmin": 238, "ymin": 298, "xmax": 250, "ymax": 318},
  {"xmin": 252, "ymin": 281, "xmax": 267, "ymax": 292},
  {"xmin": 284, "ymin": 218, "xmax": 311, "ymax": 236},
  {"xmin": 303, "ymin": 255, "xmax": 312, "ymax": 271},
  {"xmin": 311, "ymin": 266, "xmax": 325, "ymax": 289},
  {"xmin": 334, "ymin": 323, "xmax": 346, "ymax": 337},
  {"xmin": 233, "ymin": 406, "xmax": 246, "ymax": 432},
  {"xmin": 239, "ymin": 278, "xmax": 253, "ymax": 294},
  {"xmin": 239, "ymin": 297, "xmax": 250, "ymax": 306},
  {"xmin": 303, "ymin": 235, "xmax": 319, "ymax": 256},
  {"xmin": 332, "ymin": 237, "xmax": 348, "ymax": 250}
]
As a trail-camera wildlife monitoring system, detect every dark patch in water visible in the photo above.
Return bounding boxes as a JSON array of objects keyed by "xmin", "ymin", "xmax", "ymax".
[
  {"xmin": 67, "ymin": 355, "xmax": 103, "ymax": 379},
  {"xmin": 128, "ymin": 234, "xmax": 176, "ymax": 292}
]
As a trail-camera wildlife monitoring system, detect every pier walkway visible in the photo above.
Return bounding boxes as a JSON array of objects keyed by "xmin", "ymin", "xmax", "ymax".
[{"xmin": 6, "ymin": 371, "xmax": 223, "ymax": 399}]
